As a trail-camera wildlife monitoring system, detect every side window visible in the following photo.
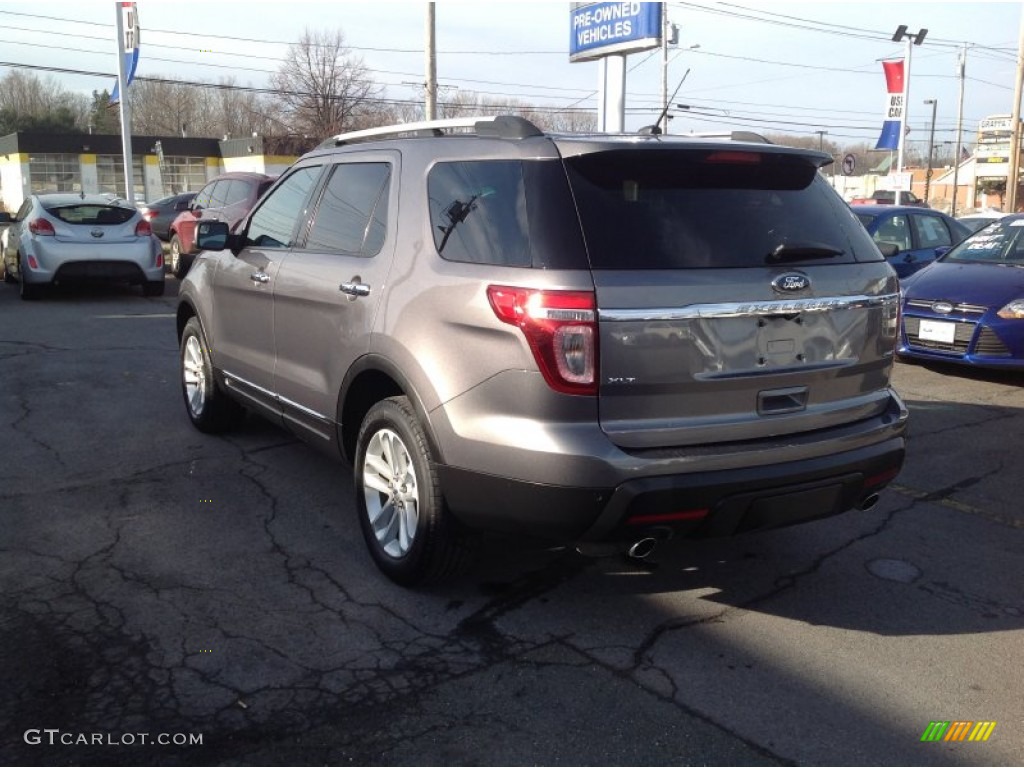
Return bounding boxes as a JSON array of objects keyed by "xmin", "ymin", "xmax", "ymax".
[
  {"xmin": 427, "ymin": 160, "xmax": 531, "ymax": 266},
  {"xmin": 911, "ymin": 214, "xmax": 953, "ymax": 249},
  {"xmin": 221, "ymin": 179, "xmax": 249, "ymax": 206},
  {"xmin": 193, "ymin": 181, "xmax": 218, "ymax": 210},
  {"xmin": 206, "ymin": 180, "xmax": 230, "ymax": 208},
  {"xmin": 244, "ymin": 166, "xmax": 321, "ymax": 249},
  {"xmin": 873, "ymin": 214, "xmax": 912, "ymax": 252},
  {"xmin": 305, "ymin": 163, "xmax": 391, "ymax": 256}
]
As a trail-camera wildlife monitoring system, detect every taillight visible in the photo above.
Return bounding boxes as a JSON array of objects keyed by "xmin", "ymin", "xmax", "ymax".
[
  {"xmin": 135, "ymin": 219, "xmax": 152, "ymax": 237},
  {"xmin": 28, "ymin": 218, "xmax": 55, "ymax": 236},
  {"xmin": 141, "ymin": 209, "xmax": 157, "ymax": 221},
  {"xmin": 487, "ymin": 285, "xmax": 598, "ymax": 396}
]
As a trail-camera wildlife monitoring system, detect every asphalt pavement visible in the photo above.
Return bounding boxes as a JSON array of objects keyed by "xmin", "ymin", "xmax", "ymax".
[{"xmin": 1, "ymin": 278, "xmax": 1022, "ymax": 766}]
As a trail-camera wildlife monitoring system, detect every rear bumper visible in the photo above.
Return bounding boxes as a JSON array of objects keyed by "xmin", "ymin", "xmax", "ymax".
[{"xmin": 438, "ymin": 434, "xmax": 905, "ymax": 542}]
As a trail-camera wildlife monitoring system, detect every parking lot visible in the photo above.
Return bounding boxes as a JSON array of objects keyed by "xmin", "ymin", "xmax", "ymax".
[{"xmin": 2, "ymin": 278, "xmax": 1023, "ymax": 766}]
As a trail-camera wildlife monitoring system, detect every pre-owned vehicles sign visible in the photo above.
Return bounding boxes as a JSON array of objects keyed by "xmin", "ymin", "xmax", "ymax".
[{"xmin": 570, "ymin": 2, "xmax": 661, "ymax": 62}]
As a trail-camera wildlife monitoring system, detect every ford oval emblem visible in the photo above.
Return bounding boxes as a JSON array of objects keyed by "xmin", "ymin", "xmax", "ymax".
[
  {"xmin": 772, "ymin": 273, "xmax": 810, "ymax": 293},
  {"xmin": 932, "ymin": 301, "xmax": 954, "ymax": 314}
]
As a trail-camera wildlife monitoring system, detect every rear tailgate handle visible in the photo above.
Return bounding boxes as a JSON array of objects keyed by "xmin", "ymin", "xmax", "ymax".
[{"xmin": 758, "ymin": 386, "xmax": 808, "ymax": 415}]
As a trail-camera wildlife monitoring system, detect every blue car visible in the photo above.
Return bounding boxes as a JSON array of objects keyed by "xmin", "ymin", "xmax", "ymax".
[
  {"xmin": 854, "ymin": 205, "xmax": 972, "ymax": 278},
  {"xmin": 898, "ymin": 214, "xmax": 1024, "ymax": 369}
]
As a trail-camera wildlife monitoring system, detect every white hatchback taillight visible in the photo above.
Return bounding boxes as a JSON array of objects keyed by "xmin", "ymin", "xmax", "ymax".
[
  {"xmin": 487, "ymin": 285, "xmax": 598, "ymax": 396},
  {"xmin": 135, "ymin": 219, "xmax": 153, "ymax": 237},
  {"xmin": 28, "ymin": 218, "xmax": 55, "ymax": 236}
]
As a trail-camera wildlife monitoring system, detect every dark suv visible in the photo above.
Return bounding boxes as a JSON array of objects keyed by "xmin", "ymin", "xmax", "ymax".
[
  {"xmin": 167, "ymin": 172, "xmax": 275, "ymax": 278},
  {"xmin": 177, "ymin": 116, "xmax": 908, "ymax": 585}
]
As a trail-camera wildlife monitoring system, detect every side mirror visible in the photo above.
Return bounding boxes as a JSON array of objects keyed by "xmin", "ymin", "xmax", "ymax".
[
  {"xmin": 196, "ymin": 220, "xmax": 231, "ymax": 251},
  {"xmin": 877, "ymin": 242, "xmax": 899, "ymax": 258}
]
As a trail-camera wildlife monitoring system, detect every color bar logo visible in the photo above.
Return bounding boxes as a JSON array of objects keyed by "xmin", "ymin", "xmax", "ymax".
[{"xmin": 921, "ymin": 721, "xmax": 996, "ymax": 742}]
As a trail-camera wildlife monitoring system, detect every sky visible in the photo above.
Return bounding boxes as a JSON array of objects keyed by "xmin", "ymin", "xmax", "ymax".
[{"xmin": 0, "ymin": 0, "xmax": 1020, "ymax": 156}]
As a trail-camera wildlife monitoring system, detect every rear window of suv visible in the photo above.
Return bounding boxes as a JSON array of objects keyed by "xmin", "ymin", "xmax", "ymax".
[{"xmin": 564, "ymin": 149, "xmax": 869, "ymax": 270}]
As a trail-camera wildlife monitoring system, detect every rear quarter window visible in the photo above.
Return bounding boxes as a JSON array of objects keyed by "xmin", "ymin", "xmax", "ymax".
[
  {"xmin": 427, "ymin": 159, "xmax": 588, "ymax": 269},
  {"xmin": 564, "ymin": 149, "xmax": 875, "ymax": 269}
]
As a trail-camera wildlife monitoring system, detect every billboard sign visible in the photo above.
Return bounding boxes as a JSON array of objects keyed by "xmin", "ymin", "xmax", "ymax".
[{"xmin": 570, "ymin": 2, "xmax": 661, "ymax": 62}]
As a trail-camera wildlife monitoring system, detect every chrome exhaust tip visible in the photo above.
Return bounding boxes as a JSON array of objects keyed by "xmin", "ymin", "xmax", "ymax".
[
  {"xmin": 859, "ymin": 493, "xmax": 881, "ymax": 511},
  {"xmin": 627, "ymin": 537, "xmax": 658, "ymax": 560}
]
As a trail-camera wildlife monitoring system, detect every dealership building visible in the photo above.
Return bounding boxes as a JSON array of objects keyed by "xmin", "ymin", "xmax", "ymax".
[{"xmin": 0, "ymin": 132, "xmax": 307, "ymax": 213}]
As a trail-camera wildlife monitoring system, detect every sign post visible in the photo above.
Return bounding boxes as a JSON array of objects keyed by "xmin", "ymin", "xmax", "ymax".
[
  {"xmin": 570, "ymin": 3, "xmax": 662, "ymax": 133},
  {"xmin": 113, "ymin": 2, "xmax": 139, "ymax": 204}
]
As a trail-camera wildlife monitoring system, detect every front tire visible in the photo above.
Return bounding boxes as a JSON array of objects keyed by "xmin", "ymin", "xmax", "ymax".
[
  {"xmin": 180, "ymin": 317, "xmax": 244, "ymax": 433},
  {"xmin": 169, "ymin": 235, "xmax": 190, "ymax": 279},
  {"xmin": 355, "ymin": 396, "xmax": 476, "ymax": 586}
]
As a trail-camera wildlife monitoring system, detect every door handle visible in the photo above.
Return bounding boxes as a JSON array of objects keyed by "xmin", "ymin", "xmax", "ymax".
[
  {"xmin": 250, "ymin": 271, "xmax": 270, "ymax": 283},
  {"xmin": 339, "ymin": 281, "xmax": 371, "ymax": 297}
]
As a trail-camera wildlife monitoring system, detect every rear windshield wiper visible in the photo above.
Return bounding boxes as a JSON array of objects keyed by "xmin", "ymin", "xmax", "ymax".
[{"xmin": 765, "ymin": 242, "xmax": 844, "ymax": 264}]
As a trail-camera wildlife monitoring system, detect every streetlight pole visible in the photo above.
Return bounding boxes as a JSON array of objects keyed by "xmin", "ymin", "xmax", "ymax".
[
  {"xmin": 924, "ymin": 98, "xmax": 937, "ymax": 204},
  {"xmin": 891, "ymin": 26, "xmax": 928, "ymax": 205}
]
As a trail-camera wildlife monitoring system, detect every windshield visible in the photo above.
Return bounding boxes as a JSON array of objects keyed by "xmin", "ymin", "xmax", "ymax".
[
  {"xmin": 943, "ymin": 218, "xmax": 1024, "ymax": 266},
  {"xmin": 564, "ymin": 149, "xmax": 872, "ymax": 269}
]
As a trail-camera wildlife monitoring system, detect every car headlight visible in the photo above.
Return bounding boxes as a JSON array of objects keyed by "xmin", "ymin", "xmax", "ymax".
[{"xmin": 997, "ymin": 299, "xmax": 1024, "ymax": 319}]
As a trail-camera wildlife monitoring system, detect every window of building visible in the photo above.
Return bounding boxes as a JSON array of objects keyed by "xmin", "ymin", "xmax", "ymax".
[
  {"xmin": 162, "ymin": 156, "xmax": 209, "ymax": 196},
  {"xmin": 29, "ymin": 154, "xmax": 81, "ymax": 194},
  {"xmin": 96, "ymin": 155, "xmax": 144, "ymax": 200}
]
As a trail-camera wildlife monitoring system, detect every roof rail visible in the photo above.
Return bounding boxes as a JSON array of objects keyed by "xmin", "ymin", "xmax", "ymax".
[{"xmin": 322, "ymin": 114, "xmax": 543, "ymax": 147}]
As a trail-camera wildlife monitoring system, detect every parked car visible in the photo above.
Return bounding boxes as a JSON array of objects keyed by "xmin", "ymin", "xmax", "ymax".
[
  {"xmin": 850, "ymin": 190, "xmax": 928, "ymax": 207},
  {"xmin": 898, "ymin": 214, "xmax": 1024, "ymax": 369},
  {"xmin": 177, "ymin": 115, "xmax": 907, "ymax": 586},
  {"xmin": 956, "ymin": 210, "xmax": 1006, "ymax": 234},
  {"xmin": 3, "ymin": 193, "xmax": 164, "ymax": 300},
  {"xmin": 139, "ymin": 192, "xmax": 196, "ymax": 242},
  {"xmin": 167, "ymin": 172, "xmax": 275, "ymax": 278},
  {"xmin": 854, "ymin": 205, "xmax": 972, "ymax": 278}
]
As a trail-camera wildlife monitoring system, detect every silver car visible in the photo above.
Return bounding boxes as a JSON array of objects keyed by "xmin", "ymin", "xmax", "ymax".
[
  {"xmin": 2, "ymin": 193, "xmax": 165, "ymax": 300},
  {"xmin": 178, "ymin": 116, "xmax": 908, "ymax": 586}
]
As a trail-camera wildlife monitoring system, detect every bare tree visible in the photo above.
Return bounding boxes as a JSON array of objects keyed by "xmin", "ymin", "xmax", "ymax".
[
  {"xmin": 271, "ymin": 28, "xmax": 384, "ymax": 138},
  {"xmin": 0, "ymin": 71, "xmax": 88, "ymax": 132}
]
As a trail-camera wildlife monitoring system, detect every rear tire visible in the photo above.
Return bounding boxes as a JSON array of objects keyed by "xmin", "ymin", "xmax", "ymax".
[
  {"xmin": 142, "ymin": 280, "xmax": 165, "ymax": 297},
  {"xmin": 355, "ymin": 396, "xmax": 477, "ymax": 586},
  {"xmin": 18, "ymin": 258, "xmax": 40, "ymax": 301},
  {"xmin": 180, "ymin": 317, "xmax": 245, "ymax": 433}
]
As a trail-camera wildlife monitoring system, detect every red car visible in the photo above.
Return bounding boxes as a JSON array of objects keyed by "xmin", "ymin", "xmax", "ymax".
[{"xmin": 168, "ymin": 172, "xmax": 276, "ymax": 278}]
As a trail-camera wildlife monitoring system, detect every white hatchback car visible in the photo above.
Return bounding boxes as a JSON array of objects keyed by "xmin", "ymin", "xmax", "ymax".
[{"xmin": 2, "ymin": 193, "xmax": 165, "ymax": 300}]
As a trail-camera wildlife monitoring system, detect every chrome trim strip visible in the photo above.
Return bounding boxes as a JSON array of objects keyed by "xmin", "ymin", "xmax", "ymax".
[
  {"xmin": 598, "ymin": 294, "xmax": 898, "ymax": 322},
  {"xmin": 223, "ymin": 370, "xmax": 331, "ymax": 423},
  {"xmin": 279, "ymin": 394, "xmax": 331, "ymax": 423}
]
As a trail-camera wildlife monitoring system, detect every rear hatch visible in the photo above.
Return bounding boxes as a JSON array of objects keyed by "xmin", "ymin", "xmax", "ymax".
[
  {"xmin": 44, "ymin": 203, "xmax": 142, "ymax": 244},
  {"xmin": 559, "ymin": 142, "xmax": 899, "ymax": 449}
]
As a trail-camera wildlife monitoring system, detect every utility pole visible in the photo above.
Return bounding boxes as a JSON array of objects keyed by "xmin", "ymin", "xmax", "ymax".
[
  {"xmin": 660, "ymin": 2, "xmax": 668, "ymax": 131},
  {"xmin": 951, "ymin": 45, "xmax": 967, "ymax": 216},
  {"xmin": 815, "ymin": 130, "xmax": 827, "ymax": 152},
  {"xmin": 924, "ymin": 98, "xmax": 937, "ymax": 203},
  {"xmin": 425, "ymin": 3, "xmax": 437, "ymax": 120},
  {"xmin": 1008, "ymin": 7, "xmax": 1024, "ymax": 212}
]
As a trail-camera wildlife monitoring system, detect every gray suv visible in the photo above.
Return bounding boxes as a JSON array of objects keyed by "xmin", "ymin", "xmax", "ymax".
[{"xmin": 177, "ymin": 115, "xmax": 908, "ymax": 585}]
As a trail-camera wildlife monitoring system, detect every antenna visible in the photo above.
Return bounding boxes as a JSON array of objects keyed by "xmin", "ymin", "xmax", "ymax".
[{"xmin": 648, "ymin": 69, "xmax": 690, "ymax": 135}]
